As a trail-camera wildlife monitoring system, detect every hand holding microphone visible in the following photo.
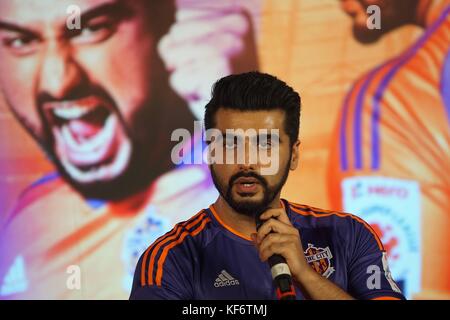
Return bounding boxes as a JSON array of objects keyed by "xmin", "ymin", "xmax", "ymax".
[{"xmin": 252, "ymin": 207, "xmax": 309, "ymax": 300}]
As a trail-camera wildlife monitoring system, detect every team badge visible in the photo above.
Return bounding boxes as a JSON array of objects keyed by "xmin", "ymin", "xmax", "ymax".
[{"xmin": 304, "ymin": 243, "xmax": 335, "ymax": 278}]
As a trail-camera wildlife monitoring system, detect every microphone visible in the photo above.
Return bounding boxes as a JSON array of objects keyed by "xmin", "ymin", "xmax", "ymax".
[{"xmin": 255, "ymin": 210, "xmax": 296, "ymax": 300}]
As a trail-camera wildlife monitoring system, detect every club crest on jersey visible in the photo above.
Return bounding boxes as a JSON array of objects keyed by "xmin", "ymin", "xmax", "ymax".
[{"xmin": 304, "ymin": 243, "xmax": 335, "ymax": 278}]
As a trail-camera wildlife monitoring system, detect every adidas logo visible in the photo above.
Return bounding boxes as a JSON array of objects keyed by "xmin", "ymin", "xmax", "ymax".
[{"xmin": 214, "ymin": 270, "xmax": 239, "ymax": 287}]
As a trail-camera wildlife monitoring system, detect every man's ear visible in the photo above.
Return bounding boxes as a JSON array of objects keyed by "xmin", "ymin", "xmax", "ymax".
[{"xmin": 290, "ymin": 140, "xmax": 301, "ymax": 170}]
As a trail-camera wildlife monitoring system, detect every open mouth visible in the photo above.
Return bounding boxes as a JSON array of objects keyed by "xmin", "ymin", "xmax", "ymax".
[
  {"xmin": 234, "ymin": 177, "xmax": 261, "ymax": 194},
  {"xmin": 44, "ymin": 96, "xmax": 121, "ymax": 171}
]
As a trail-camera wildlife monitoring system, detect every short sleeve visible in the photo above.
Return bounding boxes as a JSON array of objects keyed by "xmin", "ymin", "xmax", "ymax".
[
  {"xmin": 347, "ymin": 218, "xmax": 406, "ymax": 300},
  {"xmin": 129, "ymin": 247, "xmax": 193, "ymax": 300}
]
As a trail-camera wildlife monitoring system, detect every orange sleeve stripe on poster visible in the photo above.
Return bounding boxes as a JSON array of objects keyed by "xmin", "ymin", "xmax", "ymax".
[
  {"xmin": 350, "ymin": 8, "xmax": 450, "ymax": 172},
  {"xmin": 328, "ymin": 56, "xmax": 403, "ymax": 208},
  {"xmin": 63, "ymin": 222, "xmax": 125, "ymax": 268},
  {"xmin": 340, "ymin": 57, "xmax": 398, "ymax": 172},
  {"xmin": 155, "ymin": 217, "xmax": 211, "ymax": 286},
  {"xmin": 46, "ymin": 211, "xmax": 113, "ymax": 260},
  {"xmin": 8, "ymin": 175, "xmax": 63, "ymax": 221},
  {"xmin": 288, "ymin": 202, "xmax": 384, "ymax": 251},
  {"xmin": 341, "ymin": 76, "xmax": 364, "ymax": 171},
  {"xmin": 140, "ymin": 210, "xmax": 204, "ymax": 286}
]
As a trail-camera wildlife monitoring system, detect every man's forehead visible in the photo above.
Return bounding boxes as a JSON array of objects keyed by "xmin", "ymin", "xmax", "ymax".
[
  {"xmin": 215, "ymin": 108, "xmax": 286, "ymax": 131},
  {"xmin": 0, "ymin": 0, "xmax": 119, "ymax": 27}
]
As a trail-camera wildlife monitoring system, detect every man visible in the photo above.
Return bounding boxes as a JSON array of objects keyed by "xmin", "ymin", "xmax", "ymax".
[
  {"xmin": 329, "ymin": 0, "xmax": 450, "ymax": 298},
  {"xmin": 130, "ymin": 72, "xmax": 405, "ymax": 300},
  {"xmin": 0, "ymin": 0, "xmax": 258, "ymax": 299}
]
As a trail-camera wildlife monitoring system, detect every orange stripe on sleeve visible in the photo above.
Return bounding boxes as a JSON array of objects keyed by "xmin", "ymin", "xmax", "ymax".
[
  {"xmin": 148, "ymin": 212, "xmax": 206, "ymax": 285},
  {"xmin": 141, "ymin": 225, "xmax": 182, "ymax": 286},
  {"xmin": 289, "ymin": 203, "xmax": 384, "ymax": 251},
  {"xmin": 140, "ymin": 210, "xmax": 204, "ymax": 286},
  {"xmin": 155, "ymin": 217, "xmax": 211, "ymax": 286}
]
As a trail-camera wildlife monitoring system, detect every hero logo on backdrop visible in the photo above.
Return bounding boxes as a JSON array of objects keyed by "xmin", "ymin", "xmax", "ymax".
[{"xmin": 342, "ymin": 176, "xmax": 421, "ymax": 299}]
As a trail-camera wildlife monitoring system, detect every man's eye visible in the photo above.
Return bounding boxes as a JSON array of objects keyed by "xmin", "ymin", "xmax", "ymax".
[
  {"xmin": 258, "ymin": 140, "xmax": 272, "ymax": 149},
  {"xmin": 225, "ymin": 140, "xmax": 236, "ymax": 149},
  {"xmin": 2, "ymin": 35, "xmax": 39, "ymax": 55},
  {"xmin": 71, "ymin": 19, "xmax": 116, "ymax": 44}
]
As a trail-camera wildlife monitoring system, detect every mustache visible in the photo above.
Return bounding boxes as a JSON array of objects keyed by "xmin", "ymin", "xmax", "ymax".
[
  {"xmin": 229, "ymin": 171, "xmax": 268, "ymax": 188},
  {"xmin": 35, "ymin": 82, "xmax": 128, "ymax": 150},
  {"xmin": 37, "ymin": 83, "xmax": 115, "ymax": 108}
]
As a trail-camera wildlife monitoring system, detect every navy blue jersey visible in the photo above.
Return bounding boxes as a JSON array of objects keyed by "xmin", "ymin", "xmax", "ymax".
[{"xmin": 130, "ymin": 199, "xmax": 405, "ymax": 300}]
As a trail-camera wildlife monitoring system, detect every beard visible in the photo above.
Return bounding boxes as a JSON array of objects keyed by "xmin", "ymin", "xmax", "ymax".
[
  {"xmin": 35, "ymin": 84, "xmax": 152, "ymax": 200},
  {"xmin": 210, "ymin": 154, "xmax": 291, "ymax": 217}
]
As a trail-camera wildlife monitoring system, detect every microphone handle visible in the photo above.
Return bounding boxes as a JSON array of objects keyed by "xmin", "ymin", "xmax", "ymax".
[{"xmin": 255, "ymin": 214, "xmax": 297, "ymax": 300}]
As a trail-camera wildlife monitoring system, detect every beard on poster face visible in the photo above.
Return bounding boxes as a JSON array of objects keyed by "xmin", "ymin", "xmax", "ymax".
[
  {"xmin": 36, "ymin": 82, "xmax": 166, "ymax": 200},
  {"xmin": 210, "ymin": 154, "xmax": 291, "ymax": 217}
]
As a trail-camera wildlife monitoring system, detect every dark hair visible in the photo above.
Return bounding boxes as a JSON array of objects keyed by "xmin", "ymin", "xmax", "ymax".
[{"xmin": 204, "ymin": 71, "xmax": 301, "ymax": 146}]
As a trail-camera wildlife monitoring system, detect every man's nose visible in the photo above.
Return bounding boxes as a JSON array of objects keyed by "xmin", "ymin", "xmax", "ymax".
[
  {"xmin": 38, "ymin": 42, "xmax": 84, "ymax": 99},
  {"xmin": 238, "ymin": 139, "xmax": 257, "ymax": 171}
]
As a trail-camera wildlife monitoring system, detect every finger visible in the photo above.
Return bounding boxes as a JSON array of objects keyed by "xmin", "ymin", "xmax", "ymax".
[
  {"xmin": 250, "ymin": 233, "xmax": 258, "ymax": 246},
  {"xmin": 259, "ymin": 237, "xmax": 293, "ymax": 262},
  {"xmin": 157, "ymin": 35, "xmax": 173, "ymax": 69},
  {"xmin": 256, "ymin": 218, "xmax": 297, "ymax": 244},
  {"xmin": 158, "ymin": 34, "xmax": 244, "ymax": 70},
  {"xmin": 259, "ymin": 233, "xmax": 296, "ymax": 255},
  {"xmin": 168, "ymin": 58, "xmax": 230, "ymax": 101},
  {"xmin": 188, "ymin": 99, "xmax": 208, "ymax": 120},
  {"xmin": 159, "ymin": 24, "xmax": 246, "ymax": 68},
  {"xmin": 260, "ymin": 208, "xmax": 291, "ymax": 225}
]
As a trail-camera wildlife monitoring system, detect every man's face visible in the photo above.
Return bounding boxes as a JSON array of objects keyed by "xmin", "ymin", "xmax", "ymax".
[
  {"xmin": 0, "ymin": 0, "xmax": 167, "ymax": 192},
  {"xmin": 339, "ymin": 0, "xmax": 416, "ymax": 43},
  {"xmin": 209, "ymin": 108, "xmax": 299, "ymax": 216}
]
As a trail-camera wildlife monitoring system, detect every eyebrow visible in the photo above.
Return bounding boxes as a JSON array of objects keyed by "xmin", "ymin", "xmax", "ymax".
[
  {"xmin": 0, "ymin": 21, "xmax": 40, "ymax": 38},
  {"xmin": 0, "ymin": 1, "xmax": 131, "ymax": 36},
  {"xmin": 261, "ymin": 132, "xmax": 280, "ymax": 141},
  {"xmin": 221, "ymin": 132, "xmax": 282, "ymax": 142},
  {"xmin": 78, "ymin": 1, "xmax": 132, "ymax": 24}
]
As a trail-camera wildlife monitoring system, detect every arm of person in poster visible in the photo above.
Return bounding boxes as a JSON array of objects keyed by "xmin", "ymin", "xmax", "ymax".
[{"xmin": 158, "ymin": 0, "xmax": 259, "ymax": 120}]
